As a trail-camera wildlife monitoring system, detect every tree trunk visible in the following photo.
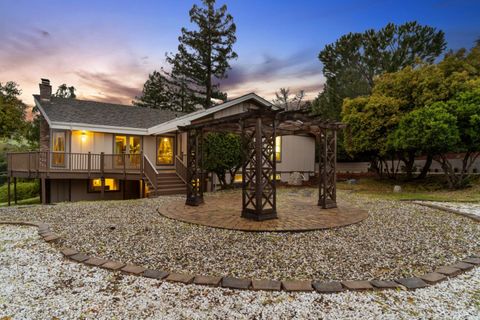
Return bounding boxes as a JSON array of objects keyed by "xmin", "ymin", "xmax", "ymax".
[
  {"xmin": 402, "ymin": 151, "xmax": 416, "ymax": 180},
  {"xmin": 435, "ymin": 154, "xmax": 459, "ymax": 189},
  {"xmin": 416, "ymin": 153, "xmax": 433, "ymax": 179}
]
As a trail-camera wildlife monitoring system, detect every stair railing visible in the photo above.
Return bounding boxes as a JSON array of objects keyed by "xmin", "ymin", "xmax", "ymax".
[
  {"xmin": 175, "ymin": 154, "xmax": 187, "ymax": 183},
  {"xmin": 142, "ymin": 154, "xmax": 158, "ymax": 193}
]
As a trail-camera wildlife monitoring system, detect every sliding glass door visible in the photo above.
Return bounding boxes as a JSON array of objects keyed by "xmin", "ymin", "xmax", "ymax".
[{"xmin": 114, "ymin": 135, "xmax": 142, "ymax": 167}]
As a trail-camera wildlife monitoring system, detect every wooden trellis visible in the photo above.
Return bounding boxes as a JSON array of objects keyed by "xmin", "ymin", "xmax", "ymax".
[
  {"xmin": 180, "ymin": 104, "xmax": 344, "ymax": 221},
  {"xmin": 185, "ymin": 128, "xmax": 204, "ymax": 206},
  {"xmin": 318, "ymin": 128, "xmax": 337, "ymax": 208},
  {"xmin": 241, "ymin": 116, "xmax": 277, "ymax": 220}
]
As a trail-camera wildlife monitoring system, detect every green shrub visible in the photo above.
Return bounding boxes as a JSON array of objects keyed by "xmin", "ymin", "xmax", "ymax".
[{"xmin": 0, "ymin": 181, "xmax": 40, "ymax": 202}]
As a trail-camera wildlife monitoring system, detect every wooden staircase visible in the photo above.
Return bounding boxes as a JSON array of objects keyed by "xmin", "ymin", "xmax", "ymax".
[{"xmin": 145, "ymin": 171, "xmax": 187, "ymax": 197}]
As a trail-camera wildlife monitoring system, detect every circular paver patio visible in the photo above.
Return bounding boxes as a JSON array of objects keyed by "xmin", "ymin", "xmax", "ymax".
[{"xmin": 158, "ymin": 189, "xmax": 369, "ymax": 231}]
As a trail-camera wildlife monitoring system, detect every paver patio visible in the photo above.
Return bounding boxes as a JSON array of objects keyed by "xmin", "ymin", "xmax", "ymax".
[{"xmin": 159, "ymin": 190, "xmax": 368, "ymax": 231}]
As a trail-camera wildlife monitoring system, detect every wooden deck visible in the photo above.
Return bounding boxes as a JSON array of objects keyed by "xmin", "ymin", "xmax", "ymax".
[{"xmin": 7, "ymin": 151, "xmax": 145, "ymax": 180}]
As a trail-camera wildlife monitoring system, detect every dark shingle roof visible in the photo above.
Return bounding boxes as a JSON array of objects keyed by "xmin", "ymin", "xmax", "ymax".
[{"xmin": 34, "ymin": 95, "xmax": 183, "ymax": 129}]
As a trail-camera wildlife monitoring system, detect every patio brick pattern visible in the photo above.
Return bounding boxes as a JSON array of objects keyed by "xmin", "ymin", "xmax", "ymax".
[{"xmin": 158, "ymin": 192, "xmax": 368, "ymax": 232}]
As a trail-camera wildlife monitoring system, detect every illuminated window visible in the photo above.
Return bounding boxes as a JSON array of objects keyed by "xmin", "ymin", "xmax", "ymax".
[
  {"xmin": 234, "ymin": 174, "xmax": 243, "ymax": 182},
  {"xmin": 115, "ymin": 135, "xmax": 142, "ymax": 166},
  {"xmin": 52, "ymin": 131, "xmax": 66, "ymax": 166},
  {"xmin": 234, "ymin": 173, "xmax": 280, "ymax": 182},
  {"xmin": 271, "ymin": 173, "xmax": 281, "ymax": 180},
  {"xmin": 275, "ymin": 136, "xmax": 282, "ymax": 162},
  {"xmin": 88, "ymin": 179, "xmax": 120, "ymax": 192},
  {"xmin": 157, "ymin": 136, "xmax": 175, "ymax": 165}
]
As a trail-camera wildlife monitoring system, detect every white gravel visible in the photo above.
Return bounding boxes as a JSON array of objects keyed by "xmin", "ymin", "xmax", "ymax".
[
  {"xmin": 416, "ymin": 201, "xmax": 480, "ymax": 218},
  {"xmin": 1, "ymin": 225, "xmax": 479, "ymax": 319},
  {"xmin": 1, "ymin": 190, "xmax": 479, "ymax": 281}
]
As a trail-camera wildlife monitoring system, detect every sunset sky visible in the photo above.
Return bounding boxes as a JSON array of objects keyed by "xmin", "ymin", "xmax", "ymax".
[{"xmin": 1, "ymin": 0, "xmax": 479, "ymax": 107}]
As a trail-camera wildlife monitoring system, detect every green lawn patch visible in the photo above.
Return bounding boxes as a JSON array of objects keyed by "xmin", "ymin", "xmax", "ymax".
[{"xmin": 338, "ymin": 176, "xmax": 480, "ymax": 202}]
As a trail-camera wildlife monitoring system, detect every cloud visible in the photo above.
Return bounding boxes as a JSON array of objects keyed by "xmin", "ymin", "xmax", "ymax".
[
  {"xmin": 219, "ymin": 48, "xmax": 324, "ymax": 100},
  {"xmin": 74, "ymin": 71, "xmax": 142, "ymax": 104},
  {"xmin": 37, "ymin": 29, "xmax": 50, "ymax": 37}
]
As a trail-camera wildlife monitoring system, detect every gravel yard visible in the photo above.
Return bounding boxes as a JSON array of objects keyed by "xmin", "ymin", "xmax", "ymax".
[
  {"xmin": 415, "ymin": 201, "xmax": 480, "ymax": 218},
  {"xmin": 1, "ymin": 225, "xmax": 479, "ymax": 319},
  {"xmin": 0, "ymin": 189, "xmax": 479, "ymax": 282}
]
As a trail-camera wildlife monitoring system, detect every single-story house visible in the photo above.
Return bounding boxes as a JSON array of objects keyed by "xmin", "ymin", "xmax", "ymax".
[{"xmin": 7, "ymin": 79, "xmax": 315, "ymax": 204}]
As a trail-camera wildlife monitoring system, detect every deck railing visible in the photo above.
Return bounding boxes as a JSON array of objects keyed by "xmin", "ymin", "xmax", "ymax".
[
  {"xmin": 7, "ymin": 151, "xmax": 143, "ymax": 176},
  {"xmin": 175, "ymin": 155, "xmax": 187, "ymax": 183},
  {"xmin": 143, "ymin": 155, "xmax": 158, "ymax": 193}
]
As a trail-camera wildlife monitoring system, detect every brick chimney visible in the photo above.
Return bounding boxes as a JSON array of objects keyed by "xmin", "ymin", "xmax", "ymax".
[{"xmin": 39, "ymin": 78, "xmax": 52, "ymax": 100}]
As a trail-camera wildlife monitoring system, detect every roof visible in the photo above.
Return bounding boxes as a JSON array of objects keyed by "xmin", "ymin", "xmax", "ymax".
[
  {"xmin": 148, "ymin": 92, "xmax": 275, "ymax": 135},
  {"xmin": 34, "ymin": 95, "xmax": 183, "ymax": 134}
]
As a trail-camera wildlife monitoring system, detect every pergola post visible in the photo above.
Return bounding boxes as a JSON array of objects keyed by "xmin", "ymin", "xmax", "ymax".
[
  {"xmin": 241, "ymin": 115, "xmax": 277, "ymax": 220},
  {"xmin": 186, "ymin": 128, "xmax": 204, "ymax": 206},
  {"xmin": 318, "ymin": 128, "xmax": 337, "ymax": 208}
]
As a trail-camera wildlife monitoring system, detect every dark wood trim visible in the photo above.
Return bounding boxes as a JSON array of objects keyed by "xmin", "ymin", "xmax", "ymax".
[
  {"xmin": 7, "ymin": 177, "xmax": 11, "ymax": 206},
  {"xmin": 41, "ymin": 178, "xmax": 46, "ymax": 205},
  {"xmin": 13, "ymin": 177, "xmax": 17, "ymax": 205},
  {"xmin": 69, "ymin": 179, "xmax": 72, "ymax": 202},
  {"xmin": 100, "ymin": 177, "xmax": 105, "ymax": 199}
]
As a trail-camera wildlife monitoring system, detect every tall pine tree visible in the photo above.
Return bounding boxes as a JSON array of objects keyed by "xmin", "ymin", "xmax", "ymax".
[
  {"xmin": 312, "ymin": 21, "xmax": 446, "ymax": 120},
  {"xmin": 167, "ymin": 0, "xmax": 237, "ymax": 108},
  {"xmin": 133, "ymin": 69, "xmax": 200, "ymax": 113}
]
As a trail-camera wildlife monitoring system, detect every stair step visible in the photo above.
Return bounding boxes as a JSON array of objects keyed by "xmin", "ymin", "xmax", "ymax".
[
  {"xmin": 158, "ymin": 183, "xmax": 185, "ymax": 189},
  {"xmin": 157, "ymin": 172, "xmax": 178, "ymax": 177},
  {"xmin": 157, "ymin": 177, "xmax": 183, "ymax": 182}
]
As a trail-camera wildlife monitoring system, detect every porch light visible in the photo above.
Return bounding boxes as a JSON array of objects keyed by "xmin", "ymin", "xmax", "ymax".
[{"xmin": 81, "ymin": 131, "xmax": 87, "ymax": 142}]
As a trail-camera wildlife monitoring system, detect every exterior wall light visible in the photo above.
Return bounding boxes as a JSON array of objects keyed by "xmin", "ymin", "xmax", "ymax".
[{"xmin": 81, "ymin": 131, "xmax": 87, "ymax": 142}]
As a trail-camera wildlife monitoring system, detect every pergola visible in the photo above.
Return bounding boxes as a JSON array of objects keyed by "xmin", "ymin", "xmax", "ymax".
[{"xmin": 179, "ymin": 103, "xmax": 344, "ymax": 221}]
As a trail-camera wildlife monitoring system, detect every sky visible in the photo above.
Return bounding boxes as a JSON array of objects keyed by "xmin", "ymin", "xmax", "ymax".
[{"xmin": 1, "ymin": 0, "xmax": 479, "ymax": 107}]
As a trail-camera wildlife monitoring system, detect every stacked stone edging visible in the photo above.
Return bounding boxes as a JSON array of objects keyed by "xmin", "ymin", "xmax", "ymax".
[{"xmin": 1, "ymin": 220, "xmax": 479, "ymax": 294}]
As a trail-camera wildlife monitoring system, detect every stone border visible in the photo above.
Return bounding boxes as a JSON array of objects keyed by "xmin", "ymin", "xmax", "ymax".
[
  {"xmin": 1, "ymin": 220, "xmax": 479, "ymax": 294},
  {"xmin": 413, "ymin": 201, "xmax": 480, "ymax": 222}
]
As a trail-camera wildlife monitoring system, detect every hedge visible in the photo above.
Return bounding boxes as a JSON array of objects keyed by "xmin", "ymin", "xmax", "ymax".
[{"xmin": 0, "ymin": 181, "xmax": 40, "ymax": 202}]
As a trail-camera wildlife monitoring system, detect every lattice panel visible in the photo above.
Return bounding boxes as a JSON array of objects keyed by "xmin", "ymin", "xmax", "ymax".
[
  {"xmin": 186, "ymin": 129, "xmax": 204, "ymax": 206},
  {"xmin": 241, "ymin": 117, "xmax": 277, "ymax": 220},
  {"xmin": 318, "ymin": 128, "xmax": 337, "ymax": 208}
]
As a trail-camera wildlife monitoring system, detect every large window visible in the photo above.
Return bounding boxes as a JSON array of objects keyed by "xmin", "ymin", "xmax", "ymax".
[
  {"xmin": 52, "ymin": 131, "xmax": 66, "ymax": 166},
  {"xmin": 157, "ymin": 136, "xmax": 175, "ymax": 165},
  {"xmin": 88, "ymin": 178, "xmax": 120, "ymax": 192}
]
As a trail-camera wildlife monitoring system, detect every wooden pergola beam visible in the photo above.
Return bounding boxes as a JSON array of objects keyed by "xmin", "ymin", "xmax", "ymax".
[{"xmin": 182, "ymin": 104, "xmax": 343, "ymax": 220}]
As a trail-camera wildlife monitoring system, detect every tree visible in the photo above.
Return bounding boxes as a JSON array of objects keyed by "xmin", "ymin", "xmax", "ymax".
[
  {"xmin": 133, "ymin": 69, "xmax": 200, "ymax": 113},
  {"xmin": 0, "ymin": 81, "xmax": 27, "ymax": 139},
  {"xmin": 203, "ymin": 132, "xmax": 244, "ymax": 188},
  {"xmin": 342, "ymin": 43, "xmax": 480, "ymax": 183},
  {"xmin": 54, "ymin": 84, "xmax": 76, "ymax": 98},
  {"xmin": 312, "ymin": 21, "xmax": 446, "ymax": 120},
  {"xmin": 167, "ymin": 0, "xmax": 237, "ymax": 109},
  {"xmin": 272, "ymin": 88, "xmax": 305, "ymax": 110},
  {"xmin": 342, "ymin": 95, "xmax": 404, "ymax": 178},
  {"xmin": 391, "ymin": 103, "xmax": 460, "ymax": 182}
]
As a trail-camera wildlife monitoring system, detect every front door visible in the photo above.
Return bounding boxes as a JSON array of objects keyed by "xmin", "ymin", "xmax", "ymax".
[{"xmin": 52, "ymin": 131, "xmax": 66, "ymax": 167}]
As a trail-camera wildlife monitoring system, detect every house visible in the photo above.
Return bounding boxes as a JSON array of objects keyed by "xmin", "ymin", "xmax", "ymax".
[{"xmin": 6, "ymin": 79, "xmax": 315, "ymax": 204}]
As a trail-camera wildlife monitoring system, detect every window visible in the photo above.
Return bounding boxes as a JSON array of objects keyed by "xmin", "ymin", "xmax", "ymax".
[
  {"xmin": 114, "ymin": 135, "xmax": 142, "ymax": 166},
  {"xmin": 275, "ymin": 136, "xmax": 282, "ymax": 162},
  {"xmin": 88, "ymin": 179, "xmax": 120, "ymax": 192},
  {"xmin": 157, "ymin": 136, "xmax": 175, "ymax": 165},
  {"xmin": 52, "ymin": 131, "xmax": 66, "ymax": 166}
]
